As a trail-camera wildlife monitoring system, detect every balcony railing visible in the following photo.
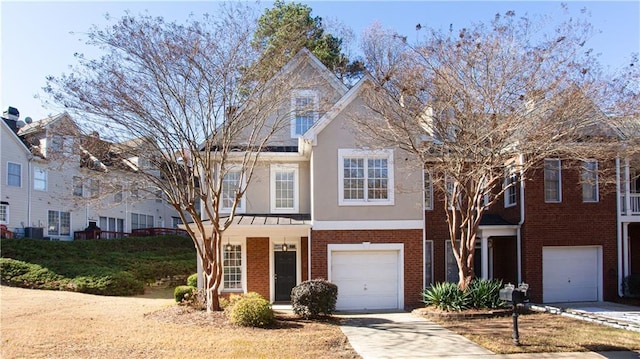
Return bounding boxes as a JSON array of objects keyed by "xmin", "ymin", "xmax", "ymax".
[
  {"xmin": 74, "ymin": 227, "xmax": 188, "ymax": 240},
  {"xmin": 620, "ymin": 193, "xmax": 640, "ymax": 216}
]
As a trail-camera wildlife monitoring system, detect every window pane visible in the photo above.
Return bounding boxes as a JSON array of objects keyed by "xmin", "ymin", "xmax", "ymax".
[
  {"xmin": 48, "ymin": 210, "xmax": 59, "ymax": 235},
  {"xmin": 7, "ymin": 163, "xmax": 21, "ymax": 187},
  {"xmin": 0, "ymin": 204, "xmax": 8, "ymax": 222},
  {"xmin": 60, "ymin": 212, "xmax": 71, "ymax": 236},
  {"xmin": 544, "ymin": 160, "xmax": 561, "ymax": 202},
  {"xmin": 73, "ymin": 176, "xmax": 83, "ymax": 197},
  {"xmin": 582, "ymin": 160, "xmax": 598, "ymax": 202},
  {"xmin": 343, "ymin": 158, "xmax": 364, "ymax": 200},
  {"xmin": 424, "ymin": 171, "xmax": 433, "ymax": 210},
  {"xmin": 445, "ymin": 241, "xmax": 459, "ymax": 283},
  {"xmin": 222, "ymin": 171, "xmax": 240, "ymax": 209},
  {"xmin": 223, "ymin": 244, "xmax": 242, "ymax": 289},
  {"xmin": 367, "ymin": 158, "xmax": 388, "ymax": 200},
  {"xmin": 34, "ymin": 167, "xmax": 47, "ymax": 191},
  {"xmin": 275, "ymin": 170, "xmax": 295, "ymax": 209}
]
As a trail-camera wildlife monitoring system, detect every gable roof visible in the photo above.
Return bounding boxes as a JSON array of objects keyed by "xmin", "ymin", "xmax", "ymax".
[
  {"xmin": 302, "ymin": 73, "xmax": 374, "ymax": 144},
  {"xmin": 276, "ymin": 48, "xmax": 349, "ymax": 96},
  {"xmin": 17, "ymin": 112, "xmax": 76, "ymax": 136},
  {"xmin": 1, "ymin": 118, "xmax": 31, "ymax": 155}
]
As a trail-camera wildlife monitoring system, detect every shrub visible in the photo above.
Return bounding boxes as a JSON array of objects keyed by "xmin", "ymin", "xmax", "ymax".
[
  {"xmin": 229, "ymin": 292, "xmax": 274, "ymax": 327},
  {"xmin": 467, "ymin": 278, "xmax": 506, "ymax": 309},
  {"xmin": 71, "ymin": 271, "xmax": 144, "ymax": 296},
  {"xmin": 291, "ymin": 279, "xmax": 338, "ymax": 319},
  {"xmin": 174, "ymin": 285, "xmax": 196, "ymax": 303},
  {"xmin": 0, "ymin": 258, "xmax": 66, "ymax": 289},
  {"xmin": 422, "ymin": 282, "xmax": 471, "ymax": 311},
  {"xmin": 623, "ymin": 274, "xmax": 640, "ymax": 298},
  {"xmin": 187, "ymin": 273, "xmax": 198, "ymax": 287}
]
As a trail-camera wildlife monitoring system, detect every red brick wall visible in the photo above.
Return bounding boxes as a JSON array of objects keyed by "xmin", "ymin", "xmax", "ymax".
[
  {"xmin": 301, "ymin": 237, "xmax": 309, "ymax": 281},
  {"xmin": 310, "ymin": 229, "xmax": 424, "ymax": 310},
  {"xmin": 521, "ymin": 160, "xmax": 618, "ymax": 302},
  {"xmin": 628, "ymin": 224, "xmax": 640, "ymax": 275},
  {"xmin": 246, "ymin": 237, "xmax": 270, "ymax": 299}
]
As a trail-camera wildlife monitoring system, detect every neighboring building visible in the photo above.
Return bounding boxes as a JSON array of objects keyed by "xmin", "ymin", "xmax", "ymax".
[{"xmin": 1, "ymin": 110, "xmax": 180, "ymax": 241}]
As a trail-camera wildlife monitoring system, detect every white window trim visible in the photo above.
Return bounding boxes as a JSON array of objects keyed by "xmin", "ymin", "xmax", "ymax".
[
  {"xmin": 0, "ymin": 203, "xmax": 9, "ymax": 224},
  {"xmin": 221, "ymin": 237, "xmax": 247, "ymax": 293},
  {"xmin": 424, "ymin": 170, "xmax": 433, "ymax": 210},
  {"xmin": 290, "ymin": 89, "xmax": 319, "ymax": 138},
  {"xmin": 7, "ymin": 162, "xmax": 22, "ymax": 187},
  {"xmin": 270, "ymin": 164, "xmax": 299, "ymax": 214},
  {"xmin": 582, "ymin": 159, "xmax": 599, "ymax": 203},
  {"xmin": 220, "ymin": 167, "xmax": 246, "ymax": 214},
  {"xmin": 338, "ymin": 148, "xmax": 395, "ymax": 206},
  {"xmin": 504, "ymin": 166, "xmax": 517, "ymax": 208},
  {"xmin": 33, "ymin": 166, "xmax": 47, "ymax": 192},
  {"xmin": 544, "ymin": 158, "xmax": 562, "ymax": 203}
]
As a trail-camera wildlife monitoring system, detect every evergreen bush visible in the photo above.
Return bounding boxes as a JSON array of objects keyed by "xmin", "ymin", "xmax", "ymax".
[
  {"xmin": 229, "ymin": 292, "xmax": 274, "ymax": 327},
  {"xmin": 291, "ymin": 279, "xmax": 338, "ymax": 319},
  {"xmin": 174, "ymin": 285, "xmax": 196, "ymax": 302}
]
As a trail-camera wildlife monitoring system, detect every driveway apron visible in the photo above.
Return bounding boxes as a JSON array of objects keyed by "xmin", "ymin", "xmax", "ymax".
[{"xmin": 339, "ymin": 312, "xmax": 494, "ymax": 359}]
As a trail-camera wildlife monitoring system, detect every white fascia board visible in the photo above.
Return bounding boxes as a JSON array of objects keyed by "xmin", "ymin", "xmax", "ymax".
[
  {"xmin": 312, "ymin": 220, "xmax": 423, "ymax": 231},
  {"xmin": 303, "ymin": 75, "xmax": 373, "ymax": 145}
]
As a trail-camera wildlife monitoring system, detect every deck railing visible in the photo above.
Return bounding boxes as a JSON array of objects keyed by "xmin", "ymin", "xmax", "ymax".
[
  {"xmin": 620, "ymin": 193, "xmax": 640, "ymax": 216},
  {"xmin": 74, "ymin": 227, "xmax": 187, "ymax": 240}
]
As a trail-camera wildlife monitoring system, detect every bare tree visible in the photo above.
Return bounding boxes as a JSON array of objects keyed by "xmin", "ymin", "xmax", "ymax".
[
  {"xmin": 357, "ymin": 9, "xmax": 638, "ymax": 290},
  {"xmin": 44, "ymin": 4, "xmax": 304, "ymax": 311}
]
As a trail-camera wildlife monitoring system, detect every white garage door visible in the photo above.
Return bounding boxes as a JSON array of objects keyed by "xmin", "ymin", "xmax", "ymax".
[
  {"xmin": 543, "ymin": 246, "xmax": 600, "ymax": 303},
  {"xmin": 331, "ymin": 250, "xmax": 400, "ymax": 311}
]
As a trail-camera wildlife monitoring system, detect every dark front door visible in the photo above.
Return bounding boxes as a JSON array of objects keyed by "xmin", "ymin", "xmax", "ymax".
[{"xmin": 275, "ymin": 251, "xmax": 297, "ymax": 302}]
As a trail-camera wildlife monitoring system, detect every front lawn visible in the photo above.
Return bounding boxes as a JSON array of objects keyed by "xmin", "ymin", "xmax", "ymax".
[{"xmin": 418, "ymin": 309, "xmax": 640, "ymax": 354}]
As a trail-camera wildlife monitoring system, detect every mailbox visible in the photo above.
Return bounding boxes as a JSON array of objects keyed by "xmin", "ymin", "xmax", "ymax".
[{"xmin": 499, "ymin": 283, "xmax": 529, "ymax": 304}]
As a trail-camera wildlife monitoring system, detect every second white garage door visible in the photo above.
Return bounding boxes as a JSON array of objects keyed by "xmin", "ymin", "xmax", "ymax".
[
  {"xmin": 330, "ymin": 249, "xmax": 401, "ymax": 311},
  {"xmin": 542, "ymin": 246, "xmax": 601, "ymax": 303}
]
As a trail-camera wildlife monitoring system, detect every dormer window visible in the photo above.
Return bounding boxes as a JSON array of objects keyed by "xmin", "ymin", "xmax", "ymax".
[{"xmin": 291, "ymin": 90, "xmax": 318, "ymax": 138}]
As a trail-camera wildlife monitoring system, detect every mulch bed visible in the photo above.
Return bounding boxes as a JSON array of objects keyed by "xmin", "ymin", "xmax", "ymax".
[{"xmin": 413, "ymin": 306, "xmax": 514, "ymax": 320}]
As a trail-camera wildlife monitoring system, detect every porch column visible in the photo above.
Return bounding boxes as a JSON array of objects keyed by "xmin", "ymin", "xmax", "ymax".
[
  {"xmin": 623, "ymin": 222, "xmax": 630, "ymax": 277},
  {"xmin": 481, "ymin": 234, "xmax": 489, "ymax": 280},
  {"xmin": 624, "ymin": 159, "xmax": 631, "ymax": 215}
]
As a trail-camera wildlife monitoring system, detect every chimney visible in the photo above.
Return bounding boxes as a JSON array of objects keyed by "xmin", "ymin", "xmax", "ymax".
[{"xmin": 2, "ymin": 106, "xmax": 20, "ymax": 133}]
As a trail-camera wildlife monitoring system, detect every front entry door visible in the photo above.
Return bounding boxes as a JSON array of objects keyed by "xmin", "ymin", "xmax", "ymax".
[{"xmin": 275, "ymin": 251, "xmax": 297, "ymax": 302}]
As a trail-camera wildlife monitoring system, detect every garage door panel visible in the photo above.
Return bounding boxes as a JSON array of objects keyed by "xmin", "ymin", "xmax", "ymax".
[
  {"xmin": 543, "ymin": 247, "xmax": 600, "ymax": 303},
  {"xmin": 331, "ymin": 250, "xmax": 400, "ymax": 310}
]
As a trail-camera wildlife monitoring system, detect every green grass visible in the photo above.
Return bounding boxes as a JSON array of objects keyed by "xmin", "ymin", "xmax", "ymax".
[{"xmin": 0, "ymin": 236, "xmax": 196, "ymax": 296}]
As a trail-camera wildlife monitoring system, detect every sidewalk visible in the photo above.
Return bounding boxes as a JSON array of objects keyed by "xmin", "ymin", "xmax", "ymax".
[{"xmin": 338, "ymin": 311, "xmax": 640, "ymax": 359}]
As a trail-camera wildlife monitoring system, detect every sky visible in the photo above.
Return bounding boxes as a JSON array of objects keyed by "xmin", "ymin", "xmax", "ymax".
[{"xmin": 1, "ymin": 1, "xmax": 638, "ymax": 122}]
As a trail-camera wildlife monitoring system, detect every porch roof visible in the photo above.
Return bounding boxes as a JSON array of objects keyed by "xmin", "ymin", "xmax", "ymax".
[
  {"xmin": 188, "ymin": 214, "xmax": 311, "ymax": 238},
  {"xmin": 478, "ymin": 213, "xmax": 518, "ymax": 237}
]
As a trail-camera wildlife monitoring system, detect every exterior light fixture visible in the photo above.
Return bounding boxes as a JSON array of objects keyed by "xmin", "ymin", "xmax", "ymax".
[
  {"xmin": 282, "ymin": 238, "xmax": 288, "ymax": 252},
  {"xmin": 225, "ymin": 238, "xmax": 233, "ymax": 252}
]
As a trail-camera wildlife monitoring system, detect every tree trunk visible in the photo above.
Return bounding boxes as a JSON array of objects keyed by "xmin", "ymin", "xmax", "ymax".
[
  {"xmin": 203, "ymin": 260, "xmax": 222, "ymax": 312},
  {"xmin": 457, "ymin": 259, "xmax": 474, "ymax": 291}
]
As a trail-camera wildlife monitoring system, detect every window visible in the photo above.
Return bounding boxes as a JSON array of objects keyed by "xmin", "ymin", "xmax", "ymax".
[
  {"xmin": 130, "ymin": 182, "xmax": 139, "ymax": 199},
  {"xmin": 89, "ymin": 179, "xmax": 99, "ymax": 198},
  {"xmin": 7, "ymin": 162, "xmax": 21, "ymax": 187},
  {"xmin": 99, "ymin": 216, "xmax": 124, "ymax": 233},
  {"xmin": 155, "ymin": 189, "xmax": 163, "ymax": 203},
  {"xmin": 131, "ymin": 213, "xmax": 154, "ymax": 230},
  {"xmin": 171, "ymin": 216, "xmax": 183, "ymax": 229},
  {"xmin": 425, "ymin": 240, "xmax": 433, "ymax": 287},
  {"xmin": 223, "ymin": 244, "xmax": 242, "ymax": 290},
  {"xmin": 34, "ymin": 167, "xmax": 47, "ymax": 191},
  {"xmin": 114, "ymin": 185, "xmax": 123, "ymax": 203},
  {"xmin": 221, "ymin": 169, "xmax": 245, "ymax": 213},
  {"xmin": 504, "ymin": 166, "xmax": 517, "ymax": 207},
  {"xmin": 582, "ymin": 160, "xmax": 599, "ymax": 202},
  {"xmin": 48, "ymin": 210, "xmax": 71, "ymax": 236},
  {"xmin": 338, "ymin": 149, "xmax": 394, "ymax": 205},
  {"xmin": 445, "ymin": 241, "xmax": 459, "ymax": 283},
  {"xmin": 445, "ymin": 176, "xmax": 458, "ymax": 209},
  {"xmin": 271, "ymin": 164, "xmax": 299, "ymax": 213},
  {"xmin": 291, "ymin": 90, "xmax": 318, "ymax": 137},
  {"xmin": 544, "ymin": 159, "xmax": 562, "ymax": 202},
  {"xmin": 0, "ymin": 203, "xmax": 8, "ymax": 223},
  {"xmin": 72, "ymin": 176, "xmax": 83, "ymax": 197},
  {"xmin": 424, "ymin": 170, "xmax": 433, "ymax": 210}
]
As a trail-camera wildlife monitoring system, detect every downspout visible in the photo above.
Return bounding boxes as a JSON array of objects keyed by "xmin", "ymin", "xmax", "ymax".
[
  {"xmin": 516, "ymin": 154, "xmax": 525, "ymax": 284},
  {"xmin": 27, "ymin": 154, "xmax": 33, "ymax": 228},
  {"xmin": 616, "ymin": 157, "xmax": 624, "ymax": 297}
]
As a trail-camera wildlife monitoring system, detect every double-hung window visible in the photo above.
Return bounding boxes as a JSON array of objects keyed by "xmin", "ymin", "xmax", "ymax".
[
  {"xmin": 504, "ymin": 166, "xmax": 517, "ymax": 207},
  {"xmin": 424, "ymin": 170, "xmax": 433, "ymax": 210},
  {"xmin": 7, "ymin": 162, "xmax": 21, "ymax": 187},
  {"xmin": 0, "ymin": 202, "xmax": 8, "ymax": 224},
  {"xmin": 223, "ymin": 244, "xmax": 242, "ymax": 291},
  {"xmin": 72, "ymin": 176, "xmax": 83, "ymax": 197},
  {"xmin": 339, "ymin": 149, "xmax": 394, "ymax": 205},
  {"xmin": 131, "ymin": 213, "xmax": 154, "ymax": 230},
  {"xmin": 34, "ymin": 166, "xmax": 47, "ymax": 191},
  {"xmin": 544, "ymin": 159, "xmax": 562, "ymax": 203},
  {"xmin": 582, "ymin": 160, "xmax": 599, "ymax": 202},
  {"xmin": 271, "ymin": 164, "xmax": 299, "ymax": 213},
  {"xmin": 221, "ymin": 169, "xmax": 245, "ymax": 213},
  {"xmin": 291, "ymin": 90, "xmax": 318, "ymax": 137}
]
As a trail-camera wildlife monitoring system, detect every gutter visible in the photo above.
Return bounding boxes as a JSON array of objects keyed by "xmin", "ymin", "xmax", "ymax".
[
  {"xmin": 517, "ymin": 154, "xmax": 525, "ymax": 284},
  {"xmin": 616, "ymin": 157, "xmax": 624, "ymax": 297}
]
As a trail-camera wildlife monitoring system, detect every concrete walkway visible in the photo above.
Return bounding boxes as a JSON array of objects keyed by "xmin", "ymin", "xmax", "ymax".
[{"xmin": 338, "ymin": 311, "xmax": 640, "ymax": 359}]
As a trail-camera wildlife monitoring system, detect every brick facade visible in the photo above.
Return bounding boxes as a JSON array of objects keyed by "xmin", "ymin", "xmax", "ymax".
[
  {"xmin": 310, "ymin": 229, "xmax": 424, "ymax": 310},
  {"xmin": 246, "ymin": 237, "xmax": 270, "ymax": 299}
]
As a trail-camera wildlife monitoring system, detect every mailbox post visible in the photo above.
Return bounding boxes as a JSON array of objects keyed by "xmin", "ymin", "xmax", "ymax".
[{"xmin": 499, "ymin": 283, "xmax": 529, "ymax": 346}]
